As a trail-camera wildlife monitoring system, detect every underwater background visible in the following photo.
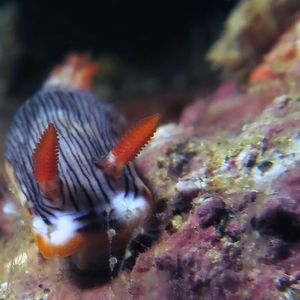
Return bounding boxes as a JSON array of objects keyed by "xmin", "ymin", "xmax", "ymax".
[{"xmin": 3, "ymin": 0, "xmax": 300, "ymax": 299}]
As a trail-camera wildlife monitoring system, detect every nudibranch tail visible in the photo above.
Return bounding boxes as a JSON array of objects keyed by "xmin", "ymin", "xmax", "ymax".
[
  {"xmin": 99, "ymin": 114, "xmax": 160, "ymax": 178},
  {"xmin": 44, "ymin": 53, "xmax": 99, "ymax": 90},
  {"xmin": 33, "ymin": 123, "xmax": 61, "ymax": 200}
]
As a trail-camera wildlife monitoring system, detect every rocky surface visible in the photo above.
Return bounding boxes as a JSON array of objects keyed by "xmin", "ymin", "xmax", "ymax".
[
  {"xmin": 3, "ymin": 2, "xmax": 300, "ymax": 300},
  {"xmin": 127, "ymin": 15, "xmax": 300, "ymax": 299}
]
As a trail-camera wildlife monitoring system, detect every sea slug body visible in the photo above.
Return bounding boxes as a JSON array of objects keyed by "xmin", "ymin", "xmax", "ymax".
[{"xmin": 4, "ymin": 54, "xmax": 159, "ymax": 269}]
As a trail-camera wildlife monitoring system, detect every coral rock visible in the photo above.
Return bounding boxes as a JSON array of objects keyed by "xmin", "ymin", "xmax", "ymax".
[{"xmin": 197, "ymin": 197, "xmax": 226, "ymax": 228}]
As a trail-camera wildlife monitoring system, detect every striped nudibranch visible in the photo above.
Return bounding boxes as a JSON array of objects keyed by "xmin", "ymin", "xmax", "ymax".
[{"xmin": 4, "ymin": 55, "xmax": 159, "ymax": 269}]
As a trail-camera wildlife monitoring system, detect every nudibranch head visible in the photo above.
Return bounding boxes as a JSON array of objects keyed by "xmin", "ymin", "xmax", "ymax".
[{"xmin": 4, "ymin": 85, "xmax": 159, "ymax": 269}]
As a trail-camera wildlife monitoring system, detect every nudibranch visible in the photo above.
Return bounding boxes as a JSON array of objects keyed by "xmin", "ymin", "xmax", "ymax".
[{"xmin": 4, "ymin": 54, "xmax": 159, "ymax": 269}]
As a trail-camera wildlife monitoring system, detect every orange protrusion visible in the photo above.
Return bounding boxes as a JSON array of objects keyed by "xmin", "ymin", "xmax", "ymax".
[
  {"xmin": 74, "ymin": 57, "xmax": 99, "ymax": 90},
  {"xmin": 99, "ymin": 114, "xmax": 160, "ymax": 178},
  {"xmin": 45, "ymin": 54, "xmax": 99, "ymax": 90},
  {"xmin": 249, "ymin": 64, "xmax": 278, "ymax": 84},
  {"xmin": 112, "ymin": 114, "xmax": 160, "ymax": 164},
  {"xmin": 33, "ymin": 123, "xmax": 59, "ymax": 185},
  {"xmin": 33, "ymin": 123, "xmax": 62, "ymax": 200},
  {"xmin": 34, "ymin": 232, "xmax": 85, "ymax": 259}
]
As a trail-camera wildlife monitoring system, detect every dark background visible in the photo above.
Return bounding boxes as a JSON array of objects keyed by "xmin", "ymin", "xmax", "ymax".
[
  {"xmin": 18, "ymin": 1, "xmax": 236, "ymax": 64},
  {"xmin": 11, "ymin": 0, "xmax": 238, "ymax": 98}
]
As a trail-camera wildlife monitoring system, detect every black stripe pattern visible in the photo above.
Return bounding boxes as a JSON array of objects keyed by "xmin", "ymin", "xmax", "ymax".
[{"xmin": 4, "ymin": 88, "xmax": 144, "ymax": 230}]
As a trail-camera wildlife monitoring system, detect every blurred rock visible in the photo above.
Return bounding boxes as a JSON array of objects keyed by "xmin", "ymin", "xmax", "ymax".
[
  {"xmin": 131, "ymin": 14, "xmax": 300, "ymax": 299},
  {"xmin": 207, "ymin": 0, "xmax": 300, "ymax": 83},
  {"xmin": 249, "ymin": 14, "xmax": 300, "ymax": 94}
]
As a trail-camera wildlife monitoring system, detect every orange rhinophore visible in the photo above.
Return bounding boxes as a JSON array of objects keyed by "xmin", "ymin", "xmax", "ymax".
[
  {"xmin": 33, "ymin": 123, "xmax": 61, "ymax": 199},
  {"xmin": 100, "ymin": 114, "xmax": 160, "ymax": 178},
  {"xmin": 113, "ymin": 114, "xmax": 160, "ymax": 164}
]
